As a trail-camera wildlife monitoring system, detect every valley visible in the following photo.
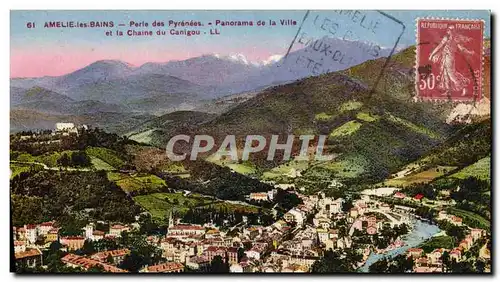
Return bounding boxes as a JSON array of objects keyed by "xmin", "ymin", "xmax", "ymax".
[{"xmin": 10, "ymin": 38, "xmax": 491, "ymax": 274}]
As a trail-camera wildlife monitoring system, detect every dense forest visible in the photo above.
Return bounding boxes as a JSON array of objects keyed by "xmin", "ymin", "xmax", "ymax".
[
  {"xmin": 10, "ymin": 128, "xmax": 138, "ymax": 159},
  {"xmin": 154, "ymin": 160, "xmax": 274, "ymax": 200},
  {"xmin": 10, "ymin": 170, "xmax": 141, "ymax": 229}
]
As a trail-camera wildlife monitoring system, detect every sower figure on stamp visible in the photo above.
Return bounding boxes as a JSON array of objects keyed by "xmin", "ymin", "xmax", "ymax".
[{"xmin": 428, "ymin": 25, "xmax": 475, "ymax": 97}]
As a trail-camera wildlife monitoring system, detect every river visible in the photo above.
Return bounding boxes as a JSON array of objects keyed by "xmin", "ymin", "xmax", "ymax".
[{"xmin": 358, "ymin": 218, "xmax": 440, "ymax": 272}]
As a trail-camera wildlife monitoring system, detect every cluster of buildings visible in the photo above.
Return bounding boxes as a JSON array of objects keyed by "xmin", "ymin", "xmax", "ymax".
[
  {"xmin": 54, "ymin": 122, "xmax": 88, "ymax": 136},
  {"xmin": 352, "ymin": 215, "xmax": 379, "ymax": 235},
  {"xmin": 437, "ymin": 210, "xmax": 464, "ymax": 226},
  {"xmin": 152, "ymin": 219, "xmax": 295, "ymax": 272},
  {"xmin": 407, "ymin": 227, "xmax": 485, "ymax": 273},
  {"xmin": 13, "ymin": 222, "xmax": 58, "ymax": 268},
  {"xmin": 12, "ymin": 221, "xmax": 133, "ymax": 269},
  {"xmin": 246, "ymin": 189, "xmax": 277, "ymax": 202},
  {"xmin": 14, "ymin": 222, "xmax": 59, "ymax": 246},
  {"xmin": 61, "ymin": 253, "xmax": 128, "ymax": 273},
  {"xmin": 12, "ymin": 183, "xmax": 490, "ymax": 274},
  {"xmin": 393, "ymin": 192, "xmax": 425, "ymax": 202},
  {"xmin": 11, "ymin": 189, "xmax": 415, "ymax": 273}
]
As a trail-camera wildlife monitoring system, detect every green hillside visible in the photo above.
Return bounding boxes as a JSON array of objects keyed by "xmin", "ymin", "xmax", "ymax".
[
  {"xmin": 185, "ymin": 49, "xmax": 457, "ymax": 185},
  {"xmin": 122, "ymin": 46, "xmax": 489, "ymax": 191},
  {"xmin": 381, "ymin": 119, "xmax": 490, "ymax": 187},
  {"xmin": 408, "ymin": 120, "xmax": 491, "ymax": 170},
  {"xmin": 86, "ymin": 146, "xmax": 126, "ymax": 169},
  {"xmin": 451, "ymin": 156, "xmax": 490, "ymax": 181},
  {"xmin": 127, "ymin": 110, "xmax": 216, "ymax": 147}
]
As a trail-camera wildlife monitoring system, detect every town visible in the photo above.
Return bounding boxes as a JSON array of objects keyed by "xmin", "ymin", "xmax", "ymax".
[
  {"xmin": 10, "ymin": 123, "xmax": 491, "ymax": 274},
  {"xmin": 12, "ymin": 180, "xmax": 490, "ymax": 273}
]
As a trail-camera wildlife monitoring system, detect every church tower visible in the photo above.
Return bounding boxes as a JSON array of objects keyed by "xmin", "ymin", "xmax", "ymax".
[
  {"xmin": 84, "ymin": 223, "xmax": 94, "ymax": 240},
  {"xmin": 168, "ymin": 211, "xmax": 174, "ymax": 229}
]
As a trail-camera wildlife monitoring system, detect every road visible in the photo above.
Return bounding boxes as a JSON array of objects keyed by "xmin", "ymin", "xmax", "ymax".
[{"xmin": 10, "ymin": 161, "xmax": 92, "ymax": 172}]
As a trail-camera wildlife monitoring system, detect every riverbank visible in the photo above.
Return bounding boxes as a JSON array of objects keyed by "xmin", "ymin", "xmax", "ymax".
[{"xmin": 358, "ymin": 218, "xmax": 440, "ymax": 272}]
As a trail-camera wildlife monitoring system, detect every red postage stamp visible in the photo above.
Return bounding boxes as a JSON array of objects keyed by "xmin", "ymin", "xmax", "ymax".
[{"xmin": 416, "ymin": 19, "xmax": 484, "ymax": 101}]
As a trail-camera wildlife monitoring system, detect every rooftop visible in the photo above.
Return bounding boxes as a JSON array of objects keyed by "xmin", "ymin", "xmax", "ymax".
[
  {"xmin": 170, "ymin": 224, "xmax": 205, "ymax": 231},
  {"xmin": 146, "ymin": 262, "xmax": 184, "ymax": 273},
  {"xmin": 91, "ymin": 249, "xmax": 130, "ymax": 261},
  {"xmin": 61, "ymin": 253, "xmax": 127, "ymax": 273},
  {"xmin": 15, "ymin": 248, "xmax": 42, "ymax": 260},
  {"xmin": 110, "ymin": 224, "xmax": 128, "ymax": 230}
]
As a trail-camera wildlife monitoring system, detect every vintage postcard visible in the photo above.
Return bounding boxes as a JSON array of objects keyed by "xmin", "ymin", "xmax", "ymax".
[{"xmin": 10, "ymin": 10, "xmax": 491, "ymax": 274}]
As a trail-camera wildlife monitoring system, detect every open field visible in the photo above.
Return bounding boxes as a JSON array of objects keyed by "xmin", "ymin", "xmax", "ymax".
[
  {"xmin": 128, "ymin": 129, "xmax": 155, "ymax": 144},
  {"xmin": 206, "ymin": 155, "xmax": 258, "ymax": 175},
  {"xmin": 330, "ymin": 120, "xmax": 362, "ymax": 137},
  {"xmin": 198, "ymin": 201, "xmax": 262, "ymax": 214},
  {"xmin": 315, "ymin": 155, "xmax": 367, "ymax": 179},
  {"xmin": 315, "ymin": 112, "xmax": 334, "ymax": 121},
  {"xmin": 450, "ymin": 156, "xmax": 490, "ymax": 181},
  {"xmin": 262, "ymin": 160, "xmax": 310, "ymax": 181},
  {"xmin": 133, "ymin": 192, "xmax": 215, "ymax": 220},
  {"xmin": 13, "ymin": 150, "xmax": 79, "ymax": 167},
  {"xmin": 382, "ymin": 166, "xmax": 457, "ymax": 187},
  {"xmin": 386, "ymin": 113, "xmax": 440, "ymax": 139},
  {"xmin": 225, "ymin": 162, "xmax": 257, "ymax": 175},
  {"xmin": 85, "ymin": 147, "xmax": 126, "ymax": 169},
  {"xmin": 107, "ymin": 172, "xmax": 167, "ymax": 192},
  {"xmin": 10, "ymin": 163, "xmax": 43, "ymax": 179},
  {"xmin": 339, "ymin": 101, "xmax": 363, "ymax": 113},
  {"xmin": 356, "ymin": 112, "xmax": 379, "ymax": 122},
  {"xmin": 90, "ymin": 157, "xmax": 116, "ymax": 171}
]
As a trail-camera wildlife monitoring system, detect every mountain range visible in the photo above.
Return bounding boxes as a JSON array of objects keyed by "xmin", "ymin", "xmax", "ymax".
[
  {"xmin": 11, "ymin": 37, "xmax": 391, "ymax": 106},
  {"xmin": 10, "ymin": 36, "xmax": 491, "ymax": 187},
  {"xmin": 125, "ymin": 44, "xmax": 491, "ymax": 185}
]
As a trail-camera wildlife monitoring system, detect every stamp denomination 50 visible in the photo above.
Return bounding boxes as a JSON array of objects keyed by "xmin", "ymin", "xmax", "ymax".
[{"xmin": 416, "ymin": 19, "xmax": 484, "ymax": 101}]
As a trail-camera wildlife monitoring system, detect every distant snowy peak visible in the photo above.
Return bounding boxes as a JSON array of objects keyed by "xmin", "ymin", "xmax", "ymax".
[
  {"xmin": 261, "ymin": 54, "xmax": 284, "ymax": 66},
  {"xmin": 211, "ymin": 53, "xmax": 254, "ymax": 66},
  {"xmin": 211, "ymin": 53, "xmax": 283, "ymax": 66},
  {"xmin": 226, "ymin": 54, "xmax": 250, "ymax": 65}
]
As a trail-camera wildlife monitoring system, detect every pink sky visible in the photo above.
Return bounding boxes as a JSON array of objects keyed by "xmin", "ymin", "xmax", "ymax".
[
  {"xmin": 11, "ymin": 47, "xmax": 190, "ymax": 78},
  {"xmin": 10, "ymin": 45, "xmax": 282, "ymax": 78}
]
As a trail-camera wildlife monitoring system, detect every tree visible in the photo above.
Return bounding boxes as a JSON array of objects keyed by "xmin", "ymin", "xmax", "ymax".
[
  {"xmin": 48, "ymin": 240, "xmax": 63, "ymax": 253},
  {"xmin": 57, "ymin": 153, "xmax": 70, "ymax": 167},
  {"xmin": 210, "ymin": 255, "xmax": 229, "ymax": 273},
  {"xmin": 70, "ymin": 151, "xmax": 91, "ymax": 167},
  {"xmin": 82, "ymin": 239, "xmax": 95, "ymax": 255},
  {"xmin": 44, "ymin": 241, "xmax": 65, "ymax": 272},
  {"xmin": 475, "ymin": 260, "xmax": 486, "ymax": 273},
  {"xmin": 87, "ymin": 264, "xmax": 105, "ymax": 273},
  {"xmin": 451, "ymin": 261, "xmax": 474, "ymax": 273},
  {"xmin": 138, "ymin": 214, "xmax": 160, "ymax": 235},
  {"xmin": 106, "ymin": 254, "xmax": 114, "ymax": 265},
  {"xmin": 390, "ymin": 255, "xmax": 414, "ymax": 273},
  {"xmin": 342, "ymin": 199, "xmax": 354, "ymax": 213},
  {"xmin": 312, "ymin": 250, "xmax": 354, "ymax": 273},
  {"xmin": 441, "ymin": 251, "xmax": 451, "ymax": 272},
  {"xmin": 119, "ymin": 251, "xmax": 144, "ymax": 272},
  {"xmin": 369, "ymin": 258, "xmax": 389, "ymax": 273},
  {"xmin": 237, "ymin": 247, "xmax": 246, "ymax": 262},
  {"xmin": 369, "ymin": 254, "xmax": 412, "ymax": 273},
  {"xmin": 243, "ymin": 241, "xmax": 253, "ymax": 250}
]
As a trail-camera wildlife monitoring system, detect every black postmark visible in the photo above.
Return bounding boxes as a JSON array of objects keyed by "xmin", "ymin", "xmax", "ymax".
[{"xmin": 280, "ymin": 10, "xmax": 406, "ymax": 98}]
